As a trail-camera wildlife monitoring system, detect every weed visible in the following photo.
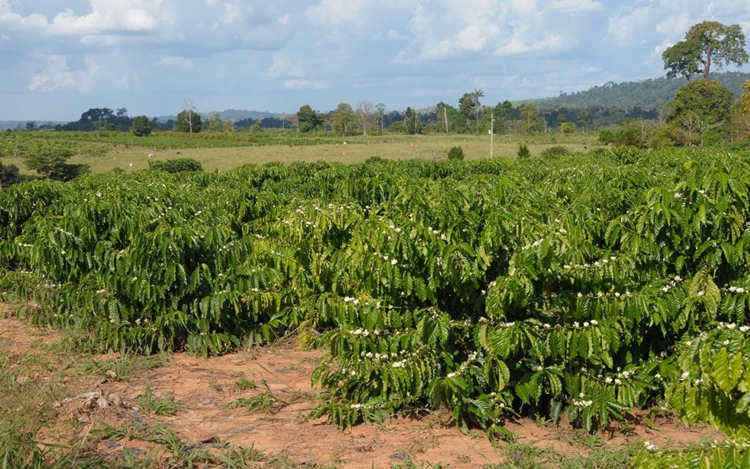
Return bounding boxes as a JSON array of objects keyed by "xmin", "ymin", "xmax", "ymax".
[
  {"xmin": 235, "ymin": 378, "xmax": 257, "ymax": 390},
  {"xmin": 227, "ymin": 391, "xmax": 278, "ymax": 414},
  {"xmin": 217, "ymin": 444, "xmax": 267, "ymax": 467},
  {"xmin": 556, "ymin": 429, "xmax": 606, "ymax": 450},
  {"xmin": 482, "ymin": 440, "xmax": 636, "ymax": 469},
  {"xmin": 136, "ymin": 384, "xmax": 181, "ymax": 416},
  {"xmin": 0, "ymin": 351, "xmax": 70, "ymax": 469},
  {"xmin": 74, "ymin": 353, "xmax": 168, "ymax": 382}
]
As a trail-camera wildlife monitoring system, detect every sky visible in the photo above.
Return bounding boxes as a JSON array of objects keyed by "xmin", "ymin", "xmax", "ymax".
[{"xmin": 1, "ymin": 0, "xmax": 749, "ymax": 121}]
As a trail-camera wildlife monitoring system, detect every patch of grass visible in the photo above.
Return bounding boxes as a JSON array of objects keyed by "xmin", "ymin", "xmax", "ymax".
[
  {"xmin": 0, "ymin": 351, "xmax": 71, "ymax": 469},
  {"xmin": 556, "ymin": 429, "xmax": 606, "ymax": 450},
  {"xmin": 226, "ymin": 391, "xmax": 278, "ymax": 414},
  {"xmin": 217, "ymin": 444, "xmax": 267, "ymax": 468},
  {"xmin": 87, "ymin": 421, "xmax": 268, "ymax": 468},
  {"xmin": 74, "ymin": 353, "xmax": 169, "ymax": 382},
  {"xmin": 483, "ymin": 440, "xmax": 637, "ymax": 469},
  {"xmin": 136, "ymin": 384, "xmax": 181, "ymax": 416},
  {"xmin": 234, "ymin": 378, "xmax": 257, "ymax": 390}
]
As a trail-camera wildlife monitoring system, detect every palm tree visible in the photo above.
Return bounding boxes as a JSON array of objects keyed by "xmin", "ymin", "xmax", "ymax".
[{"xmin": 471, "ymin": 89, "xmax": 485, "ymax": 133}]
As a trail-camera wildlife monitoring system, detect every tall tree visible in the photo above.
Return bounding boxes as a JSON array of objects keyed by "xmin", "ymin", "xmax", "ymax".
[
  {"xmin": 458, "ymin": 93, "xmax": 474, "ymax": 129},
  {"xmin": 577, "ymin": 110, "xmax": 592, "ymax": 132},
  {"xmin": 175, "ymin": 109, "xmax": 202, "ymax": 133},
  {"xmin": 404, "ymin": 107, "xmax": 422, "ymax": 135},
  {"xmin": 493, "ymin": 101, "xmax": 514, "ymax": 133},
  {"xmin": 355, "ymin": 100, "xmax": 376, "ymax": 136},
  {"xmin": 668, "ymin": 79, "xmax": 734, "ymax": 145},
  {"xmin": 520, "ymin": 104, "xmax": 542, "ymax": 133},
  {"xmin": 297, "ymin": 105, "xmax": 322, "ymax": 133},
  {"xmin": 436, "ymin": 102, "xmax": 452, "ymax": 133},
  {"xmin": 663, "ymin": 21, "xmax": 748, "ymax": 81},
  {"xmin": 205, "ymin": 112, "xmax": 230, "ymax": 132},
  {"xmin": 730, "ymin": 80, "xmax": 750, "ymax": 141},
  {"xmin": 471, "ymin": 89, "xmax": 485, "ymax": 133},
  {"xmin": 376, "ymin": 103, "xmax": 387, "ymax": 133},
  {"xmin": 176, "ymin": 99, "xmax": 200, "ymax": 133},
  {"xmin": 331, "ymin": 103, "xmax": 355, "ymax": 136},
  {"xmin": 131, "ymin": 116, "xmax": 153, "ymax": 137}
]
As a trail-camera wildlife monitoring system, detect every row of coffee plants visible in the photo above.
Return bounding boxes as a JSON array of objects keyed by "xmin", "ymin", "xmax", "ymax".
[
  {"xmin": 0, "ymin": 131, "xmax": 391, "ymax": 158},
  {"xmin": 1, "ymin": 148, "xmax": 750, "ymax": 461}
]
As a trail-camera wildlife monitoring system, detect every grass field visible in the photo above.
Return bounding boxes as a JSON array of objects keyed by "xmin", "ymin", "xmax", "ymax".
[{"xmin": 1, "ymin": 131, "xmax": 600, "ymax": 174}]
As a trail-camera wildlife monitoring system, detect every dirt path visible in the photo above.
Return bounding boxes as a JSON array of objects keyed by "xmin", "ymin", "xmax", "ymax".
[{"xmin": 0, "ymin": 303, "xmax": 721, "ymax": 468}]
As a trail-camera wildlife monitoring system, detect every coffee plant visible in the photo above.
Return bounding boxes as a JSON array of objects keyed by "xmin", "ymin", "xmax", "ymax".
[{"xmin": 2, "ymin": 147, "xmax": 750, "ymax": 455}]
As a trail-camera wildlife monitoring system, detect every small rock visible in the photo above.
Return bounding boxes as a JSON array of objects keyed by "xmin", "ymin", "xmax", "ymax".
[
  {"xmin": 105, "ymin": 440, "xmax": 120, "ymax": 449},
  {"xmin": 108, "ymin": 394, "xmax": 124, "ymax": 408},
  {"xmin": 105, "ymin": 370, "xmax": 117, "ymax": 379},
  {"xmin": 389, "ymin": 452, "xmax": 410, "ymax": 462},
  {"xmin": 15, "ymin": 375, "xmax": 29, "ymax": 385}
]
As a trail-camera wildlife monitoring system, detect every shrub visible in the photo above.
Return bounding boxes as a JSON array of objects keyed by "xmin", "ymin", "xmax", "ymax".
[
  {"xmin": 0, "ymin": 161, "xmax": 28, "ymax": 188},
  {"xmin": 447, "ymin": 146, "xmax": 464, "ymax": 160},
  {"xmin": 540, "ymin": 145, "xmax": 569, "ymax": 158},
  {"xmin": 131, "ymin": 116, "xmax": 153, "ymax": 137},
  {"xmin": 364, "ymin": 156, "xmax": 387, "ymax": 164},
  {"xmin": 560, "ymin": 122, "xmax": 577, "ymax": 134},
  {"xmin": 646, "ymin": 125, "xmax": 676, "ymax": 149},
  {"xmin": 22, "ymin": 149, "xmax": 89, "ymax": 182},
  {"xmin": 598, "ymin": 129, "xmax": 616, "ymax": 144},
  {"xmin": 149, "ymin": 158, "xmax": 203, "ymax": 173},
  {"xmin": 517, "ymin": 143, "xmax": 531, "ymax": 159}
]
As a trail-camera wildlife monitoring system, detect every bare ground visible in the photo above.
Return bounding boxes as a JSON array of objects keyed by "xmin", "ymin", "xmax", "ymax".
[{"xmin": 0, "ymin": 303, "xmax": 721, "ymax": 468}]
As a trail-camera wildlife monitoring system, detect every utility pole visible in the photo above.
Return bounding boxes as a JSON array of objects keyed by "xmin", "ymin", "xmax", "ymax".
[{"xmin": 490, "ymin": 113, "xmax": 495, "ymax": 158}]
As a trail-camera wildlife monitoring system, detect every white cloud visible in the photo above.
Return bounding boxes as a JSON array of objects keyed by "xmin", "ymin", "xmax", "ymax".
[
  {"xmin": 495, "ymin": 33, "xmax": 564, "ymax": 55},
  {"xmin": 154, "ymin": 56, "xmax": 194, "ymax": 70},
  {"xmin": 0, "ymin": 3, "xmax": 49, "ymax": 30},
  {"xmin": 546, "ymin": 0, "xmax": 602, "ymax": 13},
  {"xmin": 268, "ymin": 53, "xmax": 305, "ymax": 78},
  {"xmin": 306, "ymin": 0, "xmax": 370, "ymax": 28},
  {"xmin": 0, "ymin": 34, "xmax": 10, "ymax": 43},
  {"xmin": 80, "ymin": 34, "xmax": 117, "ymax": 45},
  {"xmin": 49, "ymin": 0, "xmax": 160, "ymax": 35},
  {"xmin": 387, "ymin": 29, "xmax": 406, "ymax": 41},
  {"xmin": 510, "ymin": 0, "xmax": 538, "ymax": 16},
  {"xmin": 0, "ymin": 0, "xmax": 161, "ymax": 35},
  {"xmin": 582, "ymin": 66, "xmax": 602, "ymax": 73},
  {"xmin": 278, "ymin": 14, "xmax": 290, "ymax": 25},
  {"xmin": 27, "ymin": 55, "xmax": 100, "ymax": 93},
  {"xmin": 283, "ymin": 79, "xmax": 323, "ymax": 89},
  {"xmin": 655, "ymin": 13, "xmax": 693, "ymax": 40},
  {"xmin": 399, "ymin": 0, "xmax": 595, "ymax": 62},
  {"xmin": 215, "ymin": 2, "xmax": 254, "ymax": 27},
  {"xmin": 116, "ymin": 76, "xmax": 130, "ymax": 90},
  {"xmin": 607, "ymin": 6, "xmax": 654, "ymax": 46},
  {"xmin": 406, "ymin": 1, "xmax": 506, "ymax": 60}
]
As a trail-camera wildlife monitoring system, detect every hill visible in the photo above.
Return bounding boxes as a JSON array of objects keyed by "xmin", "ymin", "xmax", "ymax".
[
  {"xmin": 523, "ymin": 71, "xmax": 750, "ymax": 110},
  {"xmin": 154, "ymin": 109, "xmax": 279, "ymax": 123}
]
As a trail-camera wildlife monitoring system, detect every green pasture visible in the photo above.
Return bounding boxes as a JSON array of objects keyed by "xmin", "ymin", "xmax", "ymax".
[{"xmin": 1, "ymin": 131, "xmax": 600, "ymax": 174}]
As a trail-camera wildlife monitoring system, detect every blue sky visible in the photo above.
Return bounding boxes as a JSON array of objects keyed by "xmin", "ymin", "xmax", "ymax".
[{"xmin": 1, "ymin": 0, "xmax": 749, "ymax": 121}]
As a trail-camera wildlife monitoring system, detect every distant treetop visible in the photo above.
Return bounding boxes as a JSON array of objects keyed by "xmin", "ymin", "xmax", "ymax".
[{"xmin": 663, "ymin": 21, "xmax": 748, "ymax": 81}]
